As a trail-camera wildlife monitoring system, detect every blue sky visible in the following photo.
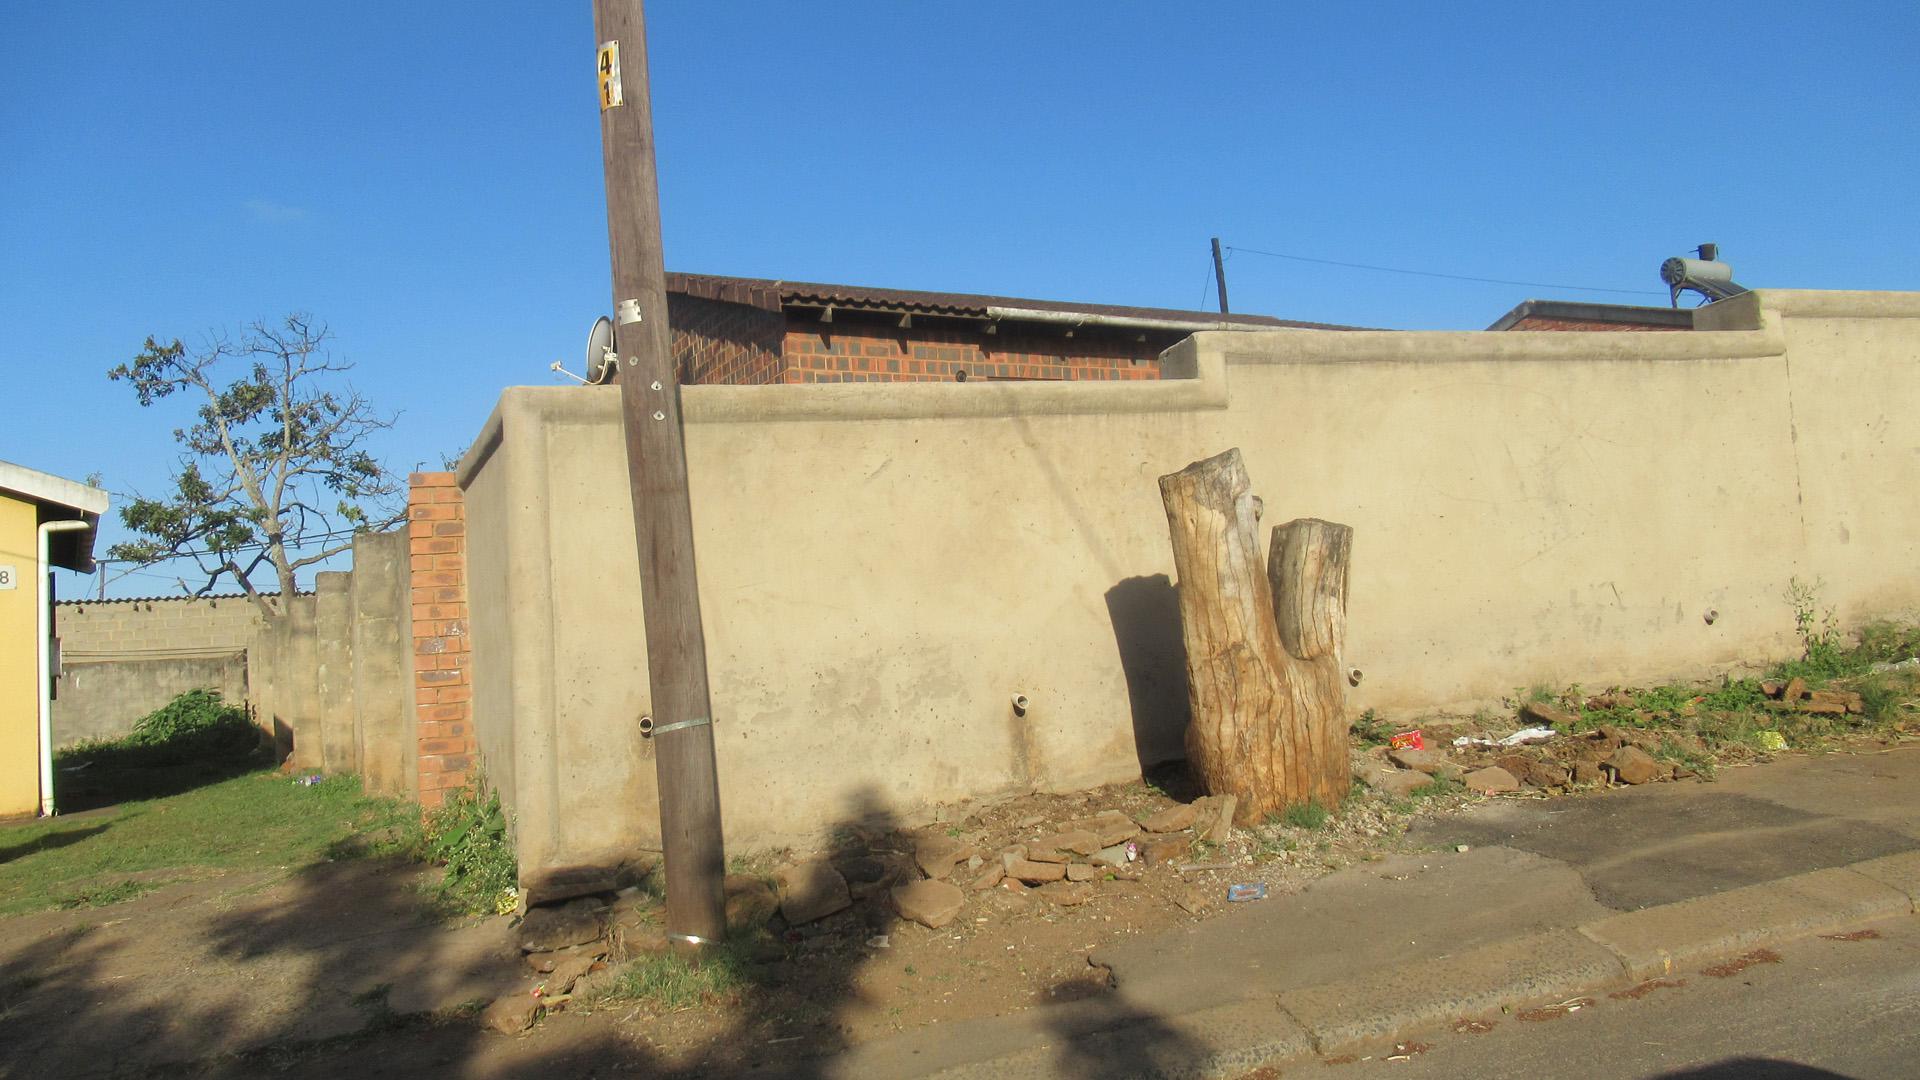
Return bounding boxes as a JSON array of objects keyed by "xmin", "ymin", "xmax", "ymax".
[{"xmin": 4, "ymin": 2, "xmax": 1916, "ymax": 597}]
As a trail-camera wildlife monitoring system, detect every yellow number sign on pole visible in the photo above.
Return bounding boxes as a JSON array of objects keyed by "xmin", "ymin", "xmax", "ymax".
[{"xmin": 598, "ymin": 40, "xmax": 624, "ymax": 111}]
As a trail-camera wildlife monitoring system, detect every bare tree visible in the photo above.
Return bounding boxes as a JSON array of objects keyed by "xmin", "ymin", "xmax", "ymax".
[{"xmin": 108, "ymin": 314, "xmax": 405, "ymax": 619}]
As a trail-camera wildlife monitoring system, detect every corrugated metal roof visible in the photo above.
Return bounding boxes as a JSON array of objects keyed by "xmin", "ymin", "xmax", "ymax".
[
  {"xmin": 665, "ymin": 272, "xmax": 1363, "ymax": 331},
  {"xmin": 56, "ymin": 591, "xmax": 308, "ymax": 607}
]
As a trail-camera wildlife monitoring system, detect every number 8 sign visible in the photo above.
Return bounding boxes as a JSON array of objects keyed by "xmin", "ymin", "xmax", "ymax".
[{"xmin": 0, "ymin": 564, "xmax": 16, "ymax": 590}]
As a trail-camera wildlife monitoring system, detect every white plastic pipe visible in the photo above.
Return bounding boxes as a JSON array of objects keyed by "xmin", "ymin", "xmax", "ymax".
[{"xmin": 37, "ymin": 520, "xmax": 88, "ymax": 817}]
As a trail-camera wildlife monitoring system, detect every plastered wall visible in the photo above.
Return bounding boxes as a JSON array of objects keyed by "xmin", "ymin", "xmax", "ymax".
[{"xmin": 459, "ymin": 290, "xmax": 1920, "ymax": 875}]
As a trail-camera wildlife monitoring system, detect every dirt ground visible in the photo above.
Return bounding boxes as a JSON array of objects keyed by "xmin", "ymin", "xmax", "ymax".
[{"xmin": 4, "ymin": 729, "xmax": 1912, "ymax": 1079}]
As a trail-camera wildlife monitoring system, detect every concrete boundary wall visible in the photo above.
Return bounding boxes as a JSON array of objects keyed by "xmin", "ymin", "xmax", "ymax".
[
  {"xmin": 458, "ymin": 290, "xmax": 1920, "ymax": 877},
  {"xmin": 52, "ymin": 532, "xmax": 415, "ymax": 798}
]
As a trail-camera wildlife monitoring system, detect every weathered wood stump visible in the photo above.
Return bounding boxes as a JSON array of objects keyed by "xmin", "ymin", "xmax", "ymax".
[{"xmin": 1158, "ymin": 448, "xmax": 1353, "ymax": 822}]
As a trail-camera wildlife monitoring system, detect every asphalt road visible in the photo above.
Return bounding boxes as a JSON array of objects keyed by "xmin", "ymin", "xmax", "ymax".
[{"xmin": 1328, "ymin": 914, "xmax": 1920, "ymax": 1080}]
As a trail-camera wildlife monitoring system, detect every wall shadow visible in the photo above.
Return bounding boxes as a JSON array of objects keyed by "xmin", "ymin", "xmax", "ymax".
[
  {"xmin": 1105, "ymin": 574, "xmax": 1191, "ymax": 776},
  {"xmin": 1656, "ymin": 1060, "xmax": 1856, "ymax": 1079},
  {"xmin": 0, "ymin": 824, "xmax": 110, "ymax": 866}
]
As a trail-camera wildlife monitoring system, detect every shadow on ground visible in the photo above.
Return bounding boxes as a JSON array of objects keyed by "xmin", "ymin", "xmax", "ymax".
[{"xmin": 0, "ymin": 780, "xmax": 1234, "ymax": 1079}]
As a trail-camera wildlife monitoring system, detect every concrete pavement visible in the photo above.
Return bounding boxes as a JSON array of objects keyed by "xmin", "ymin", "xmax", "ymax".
[{"xmin": 800, "ymin": 745, "xmax": 1920, "ymax": 1078}]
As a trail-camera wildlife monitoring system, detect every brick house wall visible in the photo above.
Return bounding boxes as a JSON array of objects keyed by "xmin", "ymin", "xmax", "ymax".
[
  {"xmin": 780, "ymin": 326, "xmax": 1160, "ymax": 383},
  {"xmin": 1504, "ymin": 315, "xmax": 1688, "ymax": 331},
  {"xmin": 409, "ymin": 472, "xmax": 473, "ymax": 808},
  {"xmin": 668, "ymin": 293, "xmax": 786, "ymax": 385}
]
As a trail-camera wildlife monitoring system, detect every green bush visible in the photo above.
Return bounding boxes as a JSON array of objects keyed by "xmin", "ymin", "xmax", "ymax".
[
  {"xmin": 58, "ymin": 689, "xmax": 261, "ymax": 773},
  {"xmin": 421, "ymin": 778, "xmax": 517, "ymax": 916}
]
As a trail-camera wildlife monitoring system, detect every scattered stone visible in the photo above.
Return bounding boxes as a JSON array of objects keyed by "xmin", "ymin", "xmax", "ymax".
[
  {"xmin": 1205, "ymin": 794, "xmax": 1239, "ymax": 843},
  {"xmin": 1173, "ymin": 887, "xmax": 1210, "ymax": 915},
  {"xmin": 724, "ymin": 876, "xmax": 779, "ymax": 930},
  {"xmin": 1782, "ymin": 677, "xmax": 1809, "ymax": 702},
  {"xmin": 1797, "ymin": 700, "xmax": 1848, "ymax": 716},
  {"xmin": 1016, "ymin": 814, "xmax": 1047, "ymax": 829},
  {"xmin": 966, "ymin": 854, "xmax": 984, "ymax": 871},
  {"xmin": 1454, "ymin": 844, "xmax": 1471, "ymax": 853},
  {"xmin": 891, "ymin": 879, "xmax": 967, "ymax": 929},
  {"xmin": 518, "ymin": 899, "xmax": 606, "ymax": 953},
  {"xmin": 1760, "ymin": 680, "xmax": 1785, "ymax": 699},
  {"xmin": 525, "ymin": 942, "xmax": 606, "ymax": 973},
  {"xmin": 1028, "ymin": 830, "xmax": 1101, "ymax": 861},
  {"xmin": 914, "ymin": 835, "xmax": 975, "ymax": 879},
  {"xmin": 1037, "ymin": 882, "xmax": 1094, "ymax": 907},
  {"xmin": 1092, "ymin": 843, "xmax": 1134, "ymax": 868},
  {"xmin": 542, "ymin": 953, "xmax": 600, "ymax": 996},
  {"xmin": 609, "ymin": 918, "xmax": 670, "ymax": 960},
  {"xmin": 1505, "ymin": 753, "xmax": 1566, "ymax": 787},
  {"xmin": 967, "ymin": 862, "xmax": 1005, "ymax": 891},
  {"xmin": 1004, "ymin": 856, "xmax": 1067, "ymax": 884},
  {"xmin": 1520, "ymin": 701, "xmax": 1582, "ymax": 730},
  {"xmin": 1142, "ymin": 837, "xmax": 1190, "ymax": 866},
  {"xmin": 1065, "ymin": 863, "xmax": 1101, "ymax": 882},
  {"xmin": 1388, "ymin": 747, "xmax": 1462, "ymax": 780},
  {"xmin": 1066, "ymin": 810, "xmax": 1141, "ymax": 848},
  {"xmin": 775, "ymin": 859, "xmax": 851, "ymax": 925},
  {"xmin": 483, "ymin": 993, "xmax": 542, "ymax": 1035},
  {"xmin": 520, "ymin": 863, "xmax": 644, "ymax": 909},
  {"xmin": 1462, "ymin": 766, "xmax": 1521, "ymax": 795},
  {"xmin": 833, "ymin": 856, "xmax": 888, "ymax": 886},
  {"xmin": 570, "ymin": 966, "xmax": 619, "ymax": 1002},
  {"xmin": 1365, "ymin": 767, "xmax": 1429, "ymax": 799},
  {"xmin": 1572, "ymin": 760, "xmax": 1605, "ymax": 786},
  {"xmin": 1136, "ymin": 804, "xmax": 1200, "ymax": 833},
  {"xmin": 1607, "ymin": 745, "xmax": 1663, "ymax": 785}
]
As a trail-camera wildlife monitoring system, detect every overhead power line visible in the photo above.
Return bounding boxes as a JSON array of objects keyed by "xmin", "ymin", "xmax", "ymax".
[{"xmin": 1224, "ymin": 245, "xmax": 1666, "ymax": 297}]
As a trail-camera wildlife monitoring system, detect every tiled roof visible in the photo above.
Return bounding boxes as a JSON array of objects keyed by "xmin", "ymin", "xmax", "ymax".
[{"xmin": 665, "ymin": 273, "xmax": 1362, "ymax": 331}]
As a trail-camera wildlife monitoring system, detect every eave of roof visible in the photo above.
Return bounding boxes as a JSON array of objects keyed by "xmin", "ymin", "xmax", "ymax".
[
  {"xmin": 665, "ymin": 272, "xmax": 1363, "ymax": 332},
  {"xmin": 1487, "ymin": 299, "xmax": 1695, "ymax": 332},
  {"xmin": 0, "ymin": 459, "xmax": 109, "ymax": 572}
]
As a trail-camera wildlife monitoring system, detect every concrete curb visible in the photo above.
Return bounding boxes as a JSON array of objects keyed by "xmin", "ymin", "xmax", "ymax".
[
  {"xmin": 1576, "ymin": 865, "xmax": 1912, "ymax": 980},
  {"xmin": 1274, "ymin": 929, "xmax": 1624, "ymax": 1053},
  {"xmin": 893, "ymin": 854, "xmax": 1919, "ymax": 1079}
]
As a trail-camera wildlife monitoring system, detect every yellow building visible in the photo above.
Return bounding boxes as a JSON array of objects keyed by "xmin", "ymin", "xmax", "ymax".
[{"xmin": 0, "ymin": 461, "xmax": 106, "ymax": 819}]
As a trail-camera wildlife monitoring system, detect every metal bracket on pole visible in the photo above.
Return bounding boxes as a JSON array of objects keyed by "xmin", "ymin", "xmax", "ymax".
[{"xmin": 639, "ymin": 715, "xmax": 712, "ymax": 739}]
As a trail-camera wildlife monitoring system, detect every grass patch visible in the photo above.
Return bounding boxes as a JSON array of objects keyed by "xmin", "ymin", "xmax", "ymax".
[
  {"xmin": 593, "ymin": 939, "xmax": 761, "ymax": 1012},
  {"xmin": 1277, "ymin": 800, "xmax": 1331, "ymax": 830},
  {"xmin": 55, "ymin": 877, "xmax": 170, "ymax": 909},
  {"xmin": 1409, "ymin": 775, "xmax": 1464, "ymax": 800},
  {"xmin": 0, "ymin": 770, "xmax": 418, "ymax": 916}
]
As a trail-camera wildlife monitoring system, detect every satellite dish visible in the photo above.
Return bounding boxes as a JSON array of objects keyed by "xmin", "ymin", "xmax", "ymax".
[{"xmin": 584, "ymin": 316, "xmax": 618, "ymax": 384}]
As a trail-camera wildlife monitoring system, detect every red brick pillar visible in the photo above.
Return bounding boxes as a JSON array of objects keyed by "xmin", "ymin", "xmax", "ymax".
[{"xmin": 409, "ymin": 472, "xmax": 474, "ymax": 808}]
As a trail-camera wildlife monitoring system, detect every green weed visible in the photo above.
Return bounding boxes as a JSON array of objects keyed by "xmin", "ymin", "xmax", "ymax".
[
  {"xmin": 420, "ymin": 778, "xmax": 517, "ymax": 916},
  {"xmin": 1279, "ymin": 801, "xmax": 1330, "ymax": 830}
]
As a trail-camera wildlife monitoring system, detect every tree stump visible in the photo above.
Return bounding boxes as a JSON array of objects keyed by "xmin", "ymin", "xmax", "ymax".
[{"xmin": 1158, "ymin": 448, "xmax": 1353, "ymax": 822}]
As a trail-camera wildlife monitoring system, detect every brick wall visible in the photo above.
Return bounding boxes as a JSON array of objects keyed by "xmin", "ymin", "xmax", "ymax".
[
  {"xmin": 781, "ymin": 326, "xmax": 1161, "ymax": 383},
  {"xmin": 409, "ymin": 472, "xmax": 474, "ymax": 808},
  {"xmin": 668, "ymin": 293, "xmax": 787, "ymax": 385},
  {"xmin": 55, "ymin": 594, "xmax": 268, "ymax": 657}
]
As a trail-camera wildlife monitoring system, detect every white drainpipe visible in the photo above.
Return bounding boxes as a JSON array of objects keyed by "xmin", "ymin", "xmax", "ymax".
[{"xmin": 37, "ymin": 520, "xmax": 88, "ymax": 817}]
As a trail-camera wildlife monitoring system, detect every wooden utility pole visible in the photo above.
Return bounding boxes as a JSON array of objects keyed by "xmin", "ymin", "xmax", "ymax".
[
  {"xmin": 1210, "ymin": 237, "xmax": 1230, "ymax": 315},
  {"xmin": 592, "ymin": 0, "xmax": 726, "ymax": 950}
]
